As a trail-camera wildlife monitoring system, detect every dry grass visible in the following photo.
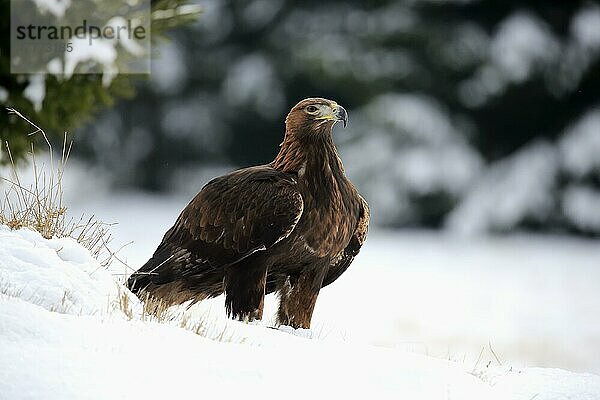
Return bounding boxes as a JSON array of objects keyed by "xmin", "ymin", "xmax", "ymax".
[
  {"xmin": 0, "ymin": 109, "xmax": 238, "ymax": 341},
  {"xmin": 115, "ymin": 289, "xmax": 237, "ymax": 340},
  {"xmin": 0, "ymin": 108, "xmax": 117, "ymax": 267},
  {"xmin": 115, "ymin": 285, "xmax": 136, "ymax": 320},
  {"xmin": 117, "ymin": 290, "xmax": 243, "ymax": 342},
  {"xmin": 137, "ymin": 292, "xmax": 206, "ymax": 328},
  {"xmin": 0, "ymin": 279, "xmax": 23, "ymax": 299}
]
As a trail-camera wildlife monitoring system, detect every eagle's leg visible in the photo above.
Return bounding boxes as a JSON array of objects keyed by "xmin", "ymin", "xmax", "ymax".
[
  {"xmin": 224, "ymin": 258, "xmax": 268, "ymax": 322},
  {"xmin": 276, "ymin": 266, "xmax": 327, "ymax": 329}
]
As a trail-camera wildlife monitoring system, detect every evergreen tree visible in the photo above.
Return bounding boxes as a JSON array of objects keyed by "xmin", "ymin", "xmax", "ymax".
[{"xmin": 0, "ymin": 0, "xmax": 199, "ymax": 164}]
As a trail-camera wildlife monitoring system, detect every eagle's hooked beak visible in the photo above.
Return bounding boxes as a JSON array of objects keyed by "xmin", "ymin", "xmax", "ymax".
[{"xmin": 335, "ymin": 105, "xmax": 348, "ymax": 128}]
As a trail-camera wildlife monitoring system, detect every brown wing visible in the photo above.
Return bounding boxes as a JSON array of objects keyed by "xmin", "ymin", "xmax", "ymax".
[
  {"xmin": 322, "ymin": 196, "xmax": 369, "ymax": 287},
  {"xmin": 127, "ymin": 166, "xmax": 303, "ymax": 291},
  {"xmin": 181, "ymin": 166, "xmax": 303, "ymax": 256}
]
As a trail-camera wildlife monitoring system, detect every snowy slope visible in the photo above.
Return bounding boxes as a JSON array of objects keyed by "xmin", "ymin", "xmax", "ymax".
[
  {"xmin": 67, "ymin": 190, "xmax": 600, "ymax": 374},
  {"xmin": 0, "ymin": 226, "xmax": 124, "ymax": 316},
  {"xmin": 0, "ymin": 297, "xmax": 497, "ymax": 400},
  {"xmin": 1, "ymin": 225, "xmax": 599, "ymax": 400}
]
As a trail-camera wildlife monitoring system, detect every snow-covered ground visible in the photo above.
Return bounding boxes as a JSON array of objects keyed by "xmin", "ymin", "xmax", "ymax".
[
  {"xmin": 65, "ymin": 188, "xmax": 600, "ymax": 374},
  {"xmin": 0, "ymin": 161, "xmax": 599, "ymax": 398},
  {"xmin": 2, "ymin": 224, "xmax": 600, "ymax": 400}
]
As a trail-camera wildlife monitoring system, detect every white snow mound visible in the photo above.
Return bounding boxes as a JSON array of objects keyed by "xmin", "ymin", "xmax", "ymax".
[{"xmin": 0, "ymin": 225, "xmax": 134, "ymax": 317}]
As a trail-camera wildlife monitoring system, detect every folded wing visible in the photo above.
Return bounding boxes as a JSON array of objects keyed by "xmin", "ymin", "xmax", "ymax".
[{"xmin": 127, "ymin": 166, "xmax": 303, "ymax": 292}]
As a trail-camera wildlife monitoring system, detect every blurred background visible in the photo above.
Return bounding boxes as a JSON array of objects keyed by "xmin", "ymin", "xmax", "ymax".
[
  {"xmin": 80, "ymin": 0, "xmax": 600, "ymax": 236},
  {"xmin": 3, "ymin": 0, "xmax": 600, "ymax": 236},
  {"xmin": 2, "ymin": 0, "xmax": 600, "ymax": 374}
]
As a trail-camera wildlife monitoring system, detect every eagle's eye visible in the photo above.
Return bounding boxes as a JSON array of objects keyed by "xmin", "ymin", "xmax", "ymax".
[{"xmin": 305, "ymin": 105, "xmax": 318, "ymax": 114}]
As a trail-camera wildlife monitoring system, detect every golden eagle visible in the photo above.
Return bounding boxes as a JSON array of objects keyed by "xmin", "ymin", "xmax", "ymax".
[{"xmin": 127, "ymin": 98, "xmax": 369, "ymax": 329}]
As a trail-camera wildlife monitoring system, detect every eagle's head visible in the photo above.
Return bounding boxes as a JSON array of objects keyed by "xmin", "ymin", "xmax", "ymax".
[{"xmin": 285, "ymin": 98, "xmax": 348, "ymax": 136}]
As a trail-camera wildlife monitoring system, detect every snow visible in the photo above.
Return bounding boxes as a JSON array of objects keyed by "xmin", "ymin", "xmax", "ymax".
[
  {"xmin": 459, "ymin": 12, "xmax": 560, "ymax": 107},
  {"xmin": 2, "ymin": 155, "xmax": 599, "ymax": 398},
  {"xmin": 32, "ymin": 0, "xmax": 71, "ymax": 19},
  {"xmin": 25, "ymin": 0, "xmax": 149, "ymax": 86},
  {"xmin": 22, "ymin": 74, "xmax": 46, "ymax": 112},
  {"xmin": 2, "ymin": 222, "xmax": 600, "ymax": 399},
  {"xmin": 562, "ymin": 185, "xmax": 600, "ymax": 231},
  {"xmin": 105, "ymin": 16, "xmax": 147, "ymax": 57},
  {"xmin": 279, "ymin": 4, "xmax": 416, "ymax": 81},
  {"xmin": 478, "ymin": 367, "xmax": 600, "ymax": 400},
  {"xmin": 331, "ymin": 231, "xmax": 600, "ymax": 374},
  {"xmin": 64, "ymin": 38, "xmax": 118, "ymax": 86},
  {"xmin": 459, "ymin": 5, "xmax": 600, "ymax": 105},
  {"xmin": 3, "ymin": 143, "xmax": 600, "ymax": 395},
  {"xmin": 161, "ymin": 96, "xmax": 228, "ymax": 149},
  {"xmin": 445, "ymin": 107, "xmax": 600, "ymax": 234},
  {"xmin": 46, "ymin": 58, "xmax": 63, "ymax": 75},
  {"xmin": 0, "ymin": 226, "xmax": 129, "ymax": 317},
  {"xmin": 0, "ymin": 296, "xmax": 497, "ymax": 400},
  {"xmin": 394, "ymin": 144, "xmax": 481, "ymax": 197},
  {"xmin": 222, "ymin": 53, "xmax": 285, "ymax": 118},
  {"xmin": 151, "ymin": 42, "xmax": 186, "ymax": 94},
  {"xmin": 559, "ymin": 108, "xmax": 600, "ymax": 178},
  {"xmin": 489, "ymin": 12, "xmax": 559, "ymax": 84},
  {"xmin": 447, "ymin": 142, "xmax": 557, "ymax": 234},
  {"xmin": 63, "ymin": 188, "xmax": 600, "ymax": 375},
  {"xmin": 342, "ymin": 94, "xmax": 483, "ymax": 224},
  {"xmin": 364, "ymin": 94, "xmax": 461, "ymax": 143},
  {"xmin": 0, "ymin": 86, "xmax": 8, "ymax": 103},
  {"xmin": 571, "ymin": 3, "xmax": 600, "ymax": 50}
]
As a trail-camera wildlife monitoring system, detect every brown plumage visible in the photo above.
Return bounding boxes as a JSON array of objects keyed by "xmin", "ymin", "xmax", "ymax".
[{"xmin": 127, "ymin": 98, "xmax": 369, "ymax": 329}]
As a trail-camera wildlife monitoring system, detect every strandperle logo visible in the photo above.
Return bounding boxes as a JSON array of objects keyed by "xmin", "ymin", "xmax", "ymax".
[
  {"xmin": 10, "ymin": 0, "xmax": 151, "ymax": 76},
  {"xmin": 15, "ymin": 19, "xmax": 147, "ymax": 46}
]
